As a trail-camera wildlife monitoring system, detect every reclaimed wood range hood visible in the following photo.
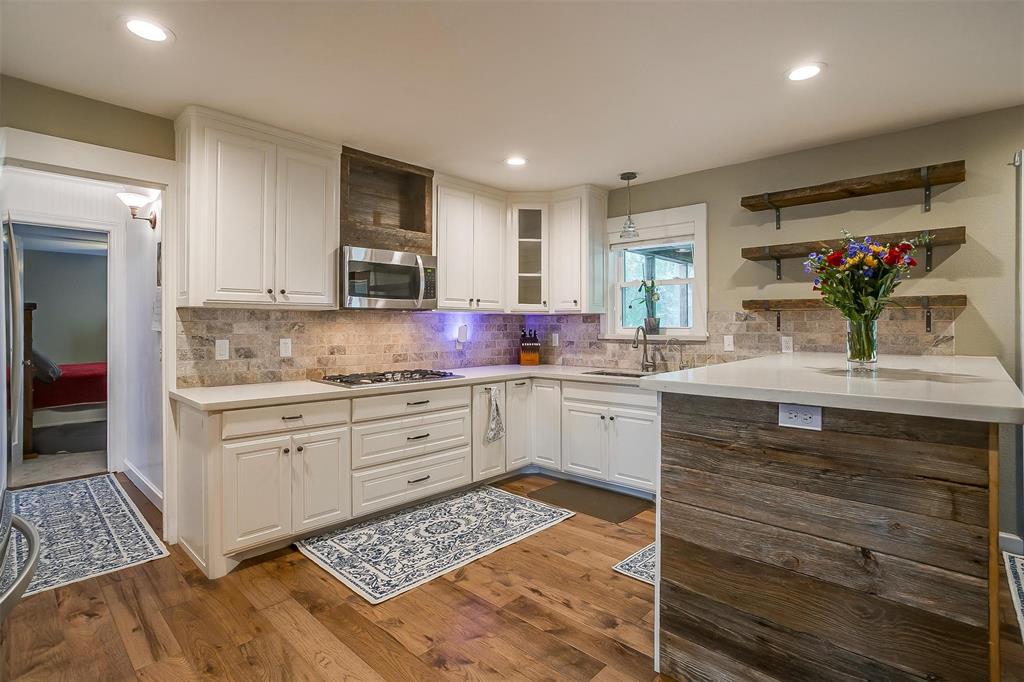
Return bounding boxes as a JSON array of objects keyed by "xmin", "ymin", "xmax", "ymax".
[{"xmin": 340, "ymin": 147, "xmax": 434, "ymax": 256}]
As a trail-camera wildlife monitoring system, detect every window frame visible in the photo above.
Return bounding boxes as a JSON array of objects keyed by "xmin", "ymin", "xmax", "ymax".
[{"xmin": 602, "ymin": 203, "xmax": 708, "ymax": 340}]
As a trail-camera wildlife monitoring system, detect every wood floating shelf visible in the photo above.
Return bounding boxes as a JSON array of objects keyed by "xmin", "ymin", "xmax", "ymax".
[
  {"xmin": 740, "ymin": 160, "xmax": 965, "ymax": 229},
  {"xmin": 742, "ymin": 226, "xmax": 966, "ymax": 278},
  {"xmin": 743, "ymin": 295, "xmax": 967, "ymax": 333}
]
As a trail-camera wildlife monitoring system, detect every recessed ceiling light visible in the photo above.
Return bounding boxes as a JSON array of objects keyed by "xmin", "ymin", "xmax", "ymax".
[
  {"xmin": 787, "ymin": 63, "xmax": 825, "ymax": 81},
  {"xmin": 505, "ymin": 156, "xmax": 527, "ymax": 166},
  {"xmin": 125, "ymin": 18, "xmax": 172, "ymax": 42}
]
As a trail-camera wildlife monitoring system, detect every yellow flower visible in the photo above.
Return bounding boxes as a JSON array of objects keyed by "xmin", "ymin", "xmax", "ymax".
[
  {"xmin": 847, "ymin": 253, "xmax": 863, "ymax": 266},
  {"xmin": 869, "ymin": 244, "xmax": 885, "ymax": 254},
  {"xmin": 864, "ymin": 255, "xmax": 878, "ymax": 268}
]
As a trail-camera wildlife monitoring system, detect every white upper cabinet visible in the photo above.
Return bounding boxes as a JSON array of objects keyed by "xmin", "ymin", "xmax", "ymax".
[
  {"xmin": 510, "ymin": 204, "xmax": 549, "ymax": 311},
  {"xmin": 435, "ymin": 181, "xmax": 504, "ymax": 311},
  {"xmin": 550, "ymin": 195, "xmax": 582, "ymax": 312},
  {"xmin": 177, "ymin": 107, "xmax": 341, "ymax": 309}
]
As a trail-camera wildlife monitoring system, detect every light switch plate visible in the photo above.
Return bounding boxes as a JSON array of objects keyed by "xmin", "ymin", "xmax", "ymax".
[
  {"xmin": 723, "ymin": 335, "xmax": 734, "ymax": 352},
  {"xmin": 781, "ymin": 336, "xmax": 794, "ymax": 353},
  {"xmin": 551, "ymin": 332, "xmax": 559, "ymax": 347},
  {"xmin": 215, "ymin": 339, "xmax": 229, "ymax": 360},
  {"xmin": 778, "ymin": 403, "xmax": 822, "ymax": 431},
  {"xmin": 280, "ymin": 338, "xmax": 292, "ymax": 358}
]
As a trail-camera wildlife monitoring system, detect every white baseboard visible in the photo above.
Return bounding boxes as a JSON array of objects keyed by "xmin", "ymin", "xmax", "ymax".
[
  {"xmin": 1001, "ymin": 532, "xmax": 1024, "ymax": 555},
  {"xmin": 33, "ymin": 404, "xmax": 107, "ymax": 427},
  {"xmin": 122, "ymin": 460, "xmax": 163, "ymax": 512}
]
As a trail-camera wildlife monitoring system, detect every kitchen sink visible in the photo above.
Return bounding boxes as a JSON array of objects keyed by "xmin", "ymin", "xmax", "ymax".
[{"xmin": 582, "ymin": 370, "xmax": 652, "ymax": 378}]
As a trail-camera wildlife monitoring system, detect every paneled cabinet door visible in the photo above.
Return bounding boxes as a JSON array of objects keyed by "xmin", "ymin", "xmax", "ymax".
[
  {"xmin": 472, "ymin": 384, "xmax": 507, "ymax": 481},
  {"xmin": 511, "ymin": 205, "xmax": 549, "ymax": 311},
  {"xmin": 607, "ymin": 407, "xmax": 658, "ymax": 492},
  {"xmin": 561, "ymin": 401, "xmax": 608, "ymax": 480},
  {"xmin": 436, "ymin": 186, "xmax": 475, "ymax": 309},
  {"xmin": 275, "ymin": 147, "xmax": 338, "ymax": 307},
  {"xmin": 473, "ymin": 195, "xmax": 505, "ymax": 310},
  {"xmin": 504, "ymin": 380, "xmax": 532, "ymax": 470},
  {"xmin": 551, "ymin": 196, "xmax": 582, "ymax": 312},
  {"xmin": 222, "ymin": 434, "xmax": 292, "ymax": 552},
  {"xmin": 292, "ymin": 426, "xmax": 352, "ymax": 532},
  {"xmin": 532, "ymin": 379, "xmax": 561, "ymax": 468},
  {"xmin": 204, "ymin": 127, "xmax": 277, "ymax": 304}
]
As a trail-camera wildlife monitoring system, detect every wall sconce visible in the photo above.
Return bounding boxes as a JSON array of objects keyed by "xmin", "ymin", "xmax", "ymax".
[{"xmin": 116, "ymin": 192, "xmax": 158, "ymax": 229}]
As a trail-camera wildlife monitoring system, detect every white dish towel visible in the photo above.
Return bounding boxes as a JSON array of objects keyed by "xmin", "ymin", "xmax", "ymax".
[{"xmin": 484, "ymin": 386, "xmax": 506, "ymax": 444}]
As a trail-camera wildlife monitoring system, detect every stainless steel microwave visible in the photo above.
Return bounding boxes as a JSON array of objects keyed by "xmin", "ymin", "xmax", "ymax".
[{"xmin": 342, "ymin": 246, "xmax": 437, "ymax": 310}]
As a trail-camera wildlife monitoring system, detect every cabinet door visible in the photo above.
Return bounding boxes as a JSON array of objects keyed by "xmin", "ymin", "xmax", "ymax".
[
  {"xmin": 204, "ymin": 127, "xmax": 277, "ymax": 304},
  {"xmin": 561, "ymin": 400, "xmax": 607, "ymax": 480},
  {"xmin": 222, "ymin": 435, "xmax": 291, "ymax": 552},
  {"xmin": 436, "ymin": 186, "xmax": 476, "ymax": 309},
  {"xmin": 472, "ymin": 384, "xmax": 506, "ymax": 481},
  {"xmin": 551, "ymin": 196, "xmax": 582, "ymax": 312},
  {"xmin": 504, "ymin": 379, "xmax": 532, "ymax": 470},
  {"xmin": 473, "ymin": 195, "xmax": 505, "ymax": 310},
  {"xmin": 607, "ymin": 407, "xmax": 658, "ymax": 492},
  {"xmin": 531, "ymin": 379, "xmax": 561, "ymax": 469},
  {"xmin": 275, "ymin": 147, "xmax": 338, "ymax": 307},
  {"xmin": 510, "ymin": 205, "xmax": 549, "ymax": 311},
  {"xmin": 292, "ymin": 426, "xmax": 351, "ymax": 533}
]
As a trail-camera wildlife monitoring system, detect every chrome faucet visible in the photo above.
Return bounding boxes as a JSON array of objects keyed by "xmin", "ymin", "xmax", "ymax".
[{"xmin": 632, "ymin": 326, "xmax": 657, "ymax": 372}]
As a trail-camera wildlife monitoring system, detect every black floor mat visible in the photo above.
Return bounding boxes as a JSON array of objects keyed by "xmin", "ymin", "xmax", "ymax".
[
  {"xmin": 32, "ymin": 421, "xmax": 106, "ymax": 454},
  {"xmin": 527, "ymin": 480, "xmax": 652, "ymax": 523}
]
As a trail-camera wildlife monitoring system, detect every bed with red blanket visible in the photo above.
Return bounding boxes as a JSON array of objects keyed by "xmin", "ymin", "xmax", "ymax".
[{"xmin": 32, "ymin": 362, "xmax": 108, "ymax": 408}]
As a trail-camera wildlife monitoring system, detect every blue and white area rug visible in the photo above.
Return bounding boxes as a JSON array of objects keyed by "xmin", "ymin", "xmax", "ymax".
[
  {"xmin": 2, "ymin": 474, "xmax": 167, "ymax": 596},
  {"xmin": 1005, "ymin": 552, "xmax": 1024, "ymax": 643},
  {"xmin": 297, "ymin": 485, "xmax": 573, "ymax": 603},
  {"xmin": 613, "ymin": 542, "xmax": 656, "ymax": 585}
]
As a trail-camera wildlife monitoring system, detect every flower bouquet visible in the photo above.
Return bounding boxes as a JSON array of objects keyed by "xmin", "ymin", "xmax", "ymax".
[{"xmin": 804, "ymin": 232, "xmax": 920, "ymax": 371}]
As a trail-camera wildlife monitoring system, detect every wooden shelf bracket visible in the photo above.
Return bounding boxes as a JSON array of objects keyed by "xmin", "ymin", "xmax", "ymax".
[
  {"xmin": 921, "ymin": 166, "xmax": 932, "ymax": 212},
  {"xmin": 764, "ymin": 194, "xmax": 781, "ymax": 230},
  {"xmin": 775, "ymin": 258, "xmax": 782, "ymax": 280}
]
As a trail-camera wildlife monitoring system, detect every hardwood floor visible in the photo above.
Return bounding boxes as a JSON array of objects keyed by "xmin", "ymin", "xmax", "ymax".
[{"xmin": 3, "ymin": 474, "xmax": 660, "ymax": 681}]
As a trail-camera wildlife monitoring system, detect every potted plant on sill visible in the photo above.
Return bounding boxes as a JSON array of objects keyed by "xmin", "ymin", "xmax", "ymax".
[
  {"xmin": 804, "ymin": 232, "xmax": 920, "ymax": 372},
  {"xmin": 629, "ymin": 279, "xmax": 661, "ymax": 335}
]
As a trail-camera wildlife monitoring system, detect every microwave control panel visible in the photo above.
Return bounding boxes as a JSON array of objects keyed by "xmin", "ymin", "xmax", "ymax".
[{"xmin": 423, "ymin": 267, "xmax": 437, "ymax": 299}]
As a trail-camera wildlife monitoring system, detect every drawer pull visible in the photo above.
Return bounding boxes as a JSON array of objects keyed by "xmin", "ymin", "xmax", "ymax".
[
  {"xmin": 281, "ymin": 415, "xmax": 303, "ymax": 421},
  {"xmin": 514, "ymin": 381, "xmax": 527, "ymax": 386},
  {"xmin": 408, "ymin": 475, "xmax": 431, "ymax": 484},
  {"xmin": 406, "ymin": 400, "xmax": 430, "ymax": 406},
  {"xmin": 406, "ymin": 433, "xmax": 431, "ymax": 441}
]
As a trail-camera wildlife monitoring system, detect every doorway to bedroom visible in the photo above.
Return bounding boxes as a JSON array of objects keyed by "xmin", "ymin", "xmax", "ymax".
[{"xmin": 12, "ymin": 225, "xmax": 108, "ymax": 486}]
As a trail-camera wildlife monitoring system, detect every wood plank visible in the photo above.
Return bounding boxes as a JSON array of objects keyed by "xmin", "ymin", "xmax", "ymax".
[
  {"xmin": 6, "ymin": 591, "xmax": 73, "ymax": 681},
  {"xmin": 989, "ymin": 423, "xmax": 1001, "ymax": 681},
  {"xmin": 659, "ymin": 629, "xmax": 781, "ymax": 682},
  {"xmin": 662, "ymin": 497, "xmax": 987, "ymax": 627},
  {"xmin": 742, "ymin": 225, "xmax": 966, "ymax": 261},
  {"xmin": 161, "ymin": 598, "xmax": 255, "ymax": 681},
  {"xmin": 740, "ymin": 159, "xmax": 965, "ymax": 211},
  {"xmin": 742, "ymin": 293, "xmax": 968, "ymax": 311},
  {"xmin": 235, "ymin": 631, "xmax": 329, "ymax": 682},
  {"xmin": 660, "ymin": 534, "xmax": 988, "ymax": 680},
  {"xmin": 102, "ymin": 576, "xmax": 184, "ymax": 670},
  {"xmin": 53, "ymin": 580, "xmax": 137, "ymax": 681}
]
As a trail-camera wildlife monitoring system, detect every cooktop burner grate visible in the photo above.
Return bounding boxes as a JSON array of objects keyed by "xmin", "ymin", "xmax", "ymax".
[{"xmin": 318, "ymin": 369, "xmax": 462, "ymax": 387}]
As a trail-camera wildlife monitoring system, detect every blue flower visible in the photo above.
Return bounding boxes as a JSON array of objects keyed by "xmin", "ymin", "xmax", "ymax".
[
  {"xmin": 863, "ymin": 267, "xmax": 874, "ymax": 278},
  {"xmin": 813, "ymin": 277, "xmax": 821, "ymax": 286},
  {"xmin": 803, "ymin": 263, "xmax": 812, "ymax": 273},
  {"xmin": 808, "ymin": 251, "xmax": 817, "ymax": 259}
]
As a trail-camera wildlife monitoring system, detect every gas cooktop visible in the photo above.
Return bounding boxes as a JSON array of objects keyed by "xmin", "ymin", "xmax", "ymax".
[{"xmin": 317, "ymin": 369, "xmax": 462, "ymax": 388}]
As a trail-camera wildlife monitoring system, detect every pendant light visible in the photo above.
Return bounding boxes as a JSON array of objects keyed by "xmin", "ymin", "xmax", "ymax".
[{"xmin": 619, "ymin": 172, "xmax": 639, "ymax": 240}]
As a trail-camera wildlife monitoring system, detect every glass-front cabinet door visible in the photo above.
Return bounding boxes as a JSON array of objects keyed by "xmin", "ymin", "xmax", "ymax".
[{"xmin": 511, "ymin": 205, "xmax": 548, "ymax": 311}]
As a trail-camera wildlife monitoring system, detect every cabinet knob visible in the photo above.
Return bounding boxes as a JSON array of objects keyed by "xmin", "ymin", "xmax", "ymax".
[
  {"xmin": 283, "ymin": 447, "xmax": 290, "ymax": 454},
  {"xmin": 469, "ymin": 298, "xmax": 475, "ymax": 305},
  {"xmin": 600, "ymin": 415, "xmax": 606, "ymax": 420},
  {"xmin": 609, "ymin": 416, "xmax": 616, "ymax": 421},
  {"xmin": 296, "ymin": 446, "xmax": 304, "ymax": 452},
  {"xmin": 542, "ymin": 300, "xmax": 547, "ymax": 306},
  {"xmin": 266, "ymin": 288, "xmax": 273, "ymax": 295},
  {"xmin": 280, "ymin": 289, "xmax": 286, "ymax": 295}
]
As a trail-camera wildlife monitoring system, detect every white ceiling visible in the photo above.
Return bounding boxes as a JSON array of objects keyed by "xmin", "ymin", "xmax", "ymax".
[{"xmin": 2, "ymin": 1, "xmax": 1022, "ymax": 191}]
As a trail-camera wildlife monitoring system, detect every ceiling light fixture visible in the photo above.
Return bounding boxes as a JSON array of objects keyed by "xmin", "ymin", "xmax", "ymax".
[
  {"xmin": 618, "ymin": 172, "xmax": 639, "ymax": 240},
  {"xmin": 116, "ymin": 192, "xmax": 158, "ymax": 229},
  {"xmin": 125, "ymin": 18, "xmax": 172, "ymax": 42},
  {"xmin": 505, "ymin": 156, "xmax": 527, "ymax": 167},
  {"xmin": 786, "ymin": 63, "xmax": 825, "ymax": 81}
]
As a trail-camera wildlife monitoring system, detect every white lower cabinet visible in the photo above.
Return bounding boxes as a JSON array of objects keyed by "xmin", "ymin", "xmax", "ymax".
[
  {"xmin": 607, "ymin": 407, "xmax": 658, "ymax": 491},
  {"xmin": 561, "ymin": 401, "xmax": 609, "ymax": 479},
  {"xmin": 352, "ymin": 446, "xmax": 472, "ymax": 516},
  {"xmin": 291, "ymin": 426, "xmax": 352, "ymax": 533},
  {"xmin": 222, "ymin": 435, "xmax": 293, "ymax": 553},
  {"xmin": 505, "ymin": 379, "xmax": 532, "ymax": 470},
  {"xmin": 532, "ymin": 379, "xmax": 562, "ymax": 468},
  {"xmin": 472, "ymin": 384, "xmax": 507, "ymax": 481}
]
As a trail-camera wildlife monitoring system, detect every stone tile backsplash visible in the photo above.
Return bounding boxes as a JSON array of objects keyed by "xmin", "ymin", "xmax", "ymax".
[{"xmin": 176, "ymin": 307, "xmax": 956, "ymax": 387}]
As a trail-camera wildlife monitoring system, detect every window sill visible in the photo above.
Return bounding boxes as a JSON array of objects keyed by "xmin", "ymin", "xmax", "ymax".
[{"xmin": 598, "ymin": 332, "xmax": 709, "ymax": 342}]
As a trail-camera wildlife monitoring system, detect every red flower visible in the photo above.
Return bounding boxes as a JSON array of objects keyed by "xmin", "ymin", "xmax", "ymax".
[
  {"xmin": 907, "ymin": 257, "xmax": 918, "ymax": 267},
  {"xmin": 897, "ymin": 241, "xmax": 913, "ymax": 253},
  {"xmin": 825, "ymin": 251, "xmax": 843, "ymax": 266},
  {"xmin": 882, "ymin": 248, "xmax": 901, "ymax": 265}
]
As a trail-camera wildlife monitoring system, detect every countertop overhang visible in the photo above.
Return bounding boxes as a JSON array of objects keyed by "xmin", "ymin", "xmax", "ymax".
[{"xmin": 640, "ymin": 352, "xmax": 1024, "ymax": 424}]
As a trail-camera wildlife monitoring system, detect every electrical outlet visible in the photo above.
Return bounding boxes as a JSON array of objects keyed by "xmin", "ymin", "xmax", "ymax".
[
  {"xmin": 723, "ymin": 335, "xmax": 734, "ymax": 352},
  {"xmin": 551, "ymin": 332, "xmax": 559, "ymax": 347},
  {"xmin": 778, "ymin": 403, "xmax": 822, "ymax": 431},
  {"xmin": 280, "ymin": 338, "xmax": 292, "ymax": 358},
  {"xmin": 781, "ymin": 336, "xmax": 794, "ymax": 353},
  {"xmin": 215, "ymin": 339, "xmax": 229, "ymax": 360}
]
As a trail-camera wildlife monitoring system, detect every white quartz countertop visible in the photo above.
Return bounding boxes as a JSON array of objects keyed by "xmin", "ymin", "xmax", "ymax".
[
  {"xmin": 639, "ymin": 352, "xmax": 1024, "ymax": 423},
  {"xmin": 169, "ymin": 364, "xmax": 655, "ymax": 412}
]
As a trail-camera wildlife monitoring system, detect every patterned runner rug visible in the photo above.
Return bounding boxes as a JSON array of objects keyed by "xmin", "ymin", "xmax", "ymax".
[
  {"xmin": 1005, "ymin": 552, "xmax": 1024, "ymax": 643},
  {"xmin": 2, "ymin": 474, "xmax": 167, "ymax": 595},
  {"xmin": 297, "ymin": 485, "xmax": 573, "ymax": 603},
  {"xmin": 613, "ymin": 542, "xmax": 656, "ymax": 585}
]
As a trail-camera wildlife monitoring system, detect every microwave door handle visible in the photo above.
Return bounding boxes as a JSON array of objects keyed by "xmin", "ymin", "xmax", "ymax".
[{"xmin": 415, "ymin": 254, "xmax": 425, "ymax": 308}]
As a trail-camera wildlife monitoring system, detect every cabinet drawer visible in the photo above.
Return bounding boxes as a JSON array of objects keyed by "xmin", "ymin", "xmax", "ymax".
[
  {"xmin": 351, "ymin": 446, "xmax": 471, "ymax": 516},
  {"xmin": 351, "ymin": 386, "xmax": 470, "ymax": 422},
  {"xmin": 351, "ymin": 407, "xmax": 471, "ymax": 470},
  {"xmin": 222, "ymin": 399, "xmax": 350, "ymax": 439},
  {"xmin": 562, "ymin": 381, "xmax": 658, "ymax": 409}
]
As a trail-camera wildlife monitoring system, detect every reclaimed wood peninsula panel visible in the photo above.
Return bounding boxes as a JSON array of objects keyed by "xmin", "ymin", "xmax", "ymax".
[{"xmin": 659, "ymin": 392, "xmax": 998, "ymax": 681}]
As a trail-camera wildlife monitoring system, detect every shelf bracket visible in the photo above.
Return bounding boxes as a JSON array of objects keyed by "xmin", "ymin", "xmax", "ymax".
[
  {"xmin": 923, "ymin": 296, "xmax": 932, "ymax": 332},
  {"xmin": 775, "ymin": 258, "xmax": 782, "ymax": 280},
  {"xmin": 764, "ymin": 194, "xmax": 781, "ymax": 229},
  {"xmin": 920, "ymin": 166, "xmax": 932, "ymax": 212},
  {"xmin": 925, "ymin": 244, "xmax": 933, "ymax": 272},
  {"xmin": 776, "ymin": 311, "xmax": 781, "ymax": 331}
]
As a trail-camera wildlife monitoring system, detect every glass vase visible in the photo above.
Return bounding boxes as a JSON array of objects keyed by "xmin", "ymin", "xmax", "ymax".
[{"xmin": 846, "ymin": 318, "xmax": 878, "ymax": 372}]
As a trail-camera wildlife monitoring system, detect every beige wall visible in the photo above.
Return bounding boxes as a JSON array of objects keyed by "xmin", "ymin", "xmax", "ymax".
[
  {"xmin": 24, "ymin": 249, "xmax": 108, "ymax": 364},
  {"xmin": 608, "ymin": 105, "xmax": 1024, "ymax": 372},
  {"xmin": 0, "ymin": 75, "xmax": 175, "ymax": 159}
]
